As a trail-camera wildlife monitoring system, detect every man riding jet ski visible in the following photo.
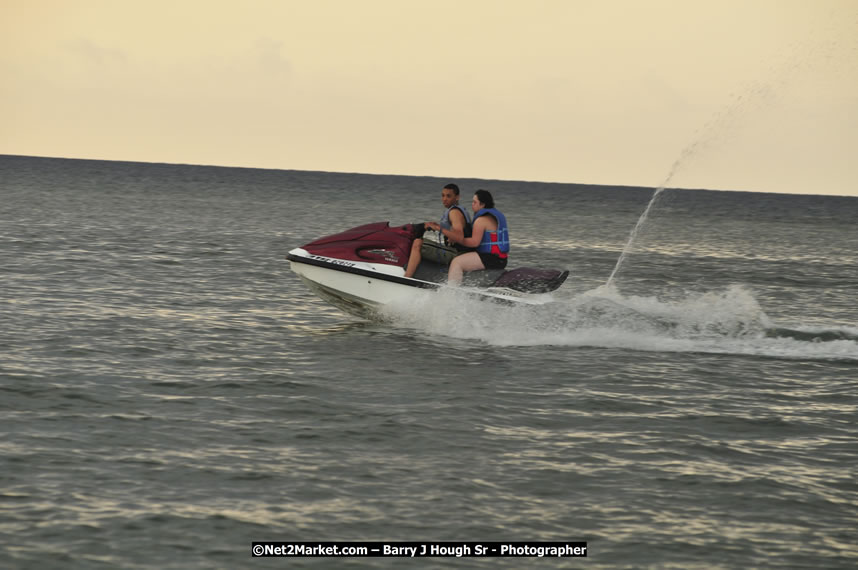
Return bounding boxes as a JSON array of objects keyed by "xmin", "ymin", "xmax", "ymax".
[{"xmin": 405, "ymin": 183, "xmax": 471, "ymax": 277}]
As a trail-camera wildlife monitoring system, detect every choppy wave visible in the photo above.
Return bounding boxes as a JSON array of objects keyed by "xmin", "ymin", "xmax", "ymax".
[{"xmin": 384, "ymin": 284, "xmax": 858, "ymax": 361}]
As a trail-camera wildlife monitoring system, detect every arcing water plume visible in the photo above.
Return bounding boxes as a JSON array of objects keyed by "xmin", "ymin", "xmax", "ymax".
[
  {"xmin": 604, "ymin": 25, "xmax": 854, "ymax": 287},
  {"xmin": 604, "ymin": 123, "xmax": 709, "ymax": 287},
  {"xmin": 605, "ymin": 81, "xmax": 774, "ymax": 288},
  {"xmin": 605, "ymin": 132, "xmax": 705, "ymax": 287}
]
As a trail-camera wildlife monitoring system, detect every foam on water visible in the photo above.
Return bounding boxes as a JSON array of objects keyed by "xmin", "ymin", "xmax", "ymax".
[{"xmin": 383, "ymin": 284, "xmax": 858, "ymax": 361}]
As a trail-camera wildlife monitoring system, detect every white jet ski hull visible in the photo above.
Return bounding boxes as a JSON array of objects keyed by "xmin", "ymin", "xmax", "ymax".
[{"xmin": 287, "ymin": 247, "xmax": 548, "ymax": 319}]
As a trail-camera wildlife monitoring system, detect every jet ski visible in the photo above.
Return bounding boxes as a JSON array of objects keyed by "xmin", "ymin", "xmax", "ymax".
[{"xmin": 286, "ymin": 222, "xmax": 569, "ymax": 318}]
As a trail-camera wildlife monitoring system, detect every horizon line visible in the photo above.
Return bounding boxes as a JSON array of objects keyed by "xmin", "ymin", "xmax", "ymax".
[{"xmin": 2, "ymin": 152, "xmax": 853, "ymax": 199}]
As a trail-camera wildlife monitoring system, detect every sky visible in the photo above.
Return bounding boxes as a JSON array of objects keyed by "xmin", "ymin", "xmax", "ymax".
[{"xmin": 2, "ymin": 0, "xmax": 857, "ymax": 196}]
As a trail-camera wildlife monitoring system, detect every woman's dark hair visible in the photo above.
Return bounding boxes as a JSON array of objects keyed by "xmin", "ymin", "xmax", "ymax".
[{"xmin": 474, "ymin": 189, "xmax": 494, "ymax": 209}]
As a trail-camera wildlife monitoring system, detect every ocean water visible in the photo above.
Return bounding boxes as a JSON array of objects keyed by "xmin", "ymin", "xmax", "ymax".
[{"xmin": 1, "ymin": 154, "xmax": 856, "ymax": 569}]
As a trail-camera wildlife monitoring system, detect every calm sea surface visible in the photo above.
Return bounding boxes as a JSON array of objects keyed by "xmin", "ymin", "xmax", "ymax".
[{"xmin": 1, "ymin": 155, "xmax": 856, "ymax": 568}]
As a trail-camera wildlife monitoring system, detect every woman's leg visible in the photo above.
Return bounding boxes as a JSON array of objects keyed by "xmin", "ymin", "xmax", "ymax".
[
  {"xmin": 448, "ymin": 252, "xmax": 485, "ymax": 285},
  {"xmin": 404, "ymin": 238, "xmax": 423, "ymax": 278}
]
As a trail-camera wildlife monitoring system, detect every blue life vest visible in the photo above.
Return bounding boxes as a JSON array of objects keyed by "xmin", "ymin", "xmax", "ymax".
[{"xmin": 473, "ymin": 208, "xmax": 509, "ymax": 257}]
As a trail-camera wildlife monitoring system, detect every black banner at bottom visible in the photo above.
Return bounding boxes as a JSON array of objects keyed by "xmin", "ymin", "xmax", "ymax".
[{"xmin": 252, "ymin": 541, "xmax": 587, "ymax": 558}]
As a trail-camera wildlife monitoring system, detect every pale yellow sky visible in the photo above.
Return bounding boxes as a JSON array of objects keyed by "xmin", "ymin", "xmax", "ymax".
[{"xmin": 2, "ymin": 0, "xmax": 857, "ymax": 195}]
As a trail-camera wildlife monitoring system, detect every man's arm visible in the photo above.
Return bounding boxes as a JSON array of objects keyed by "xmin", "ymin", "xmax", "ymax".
[{"xmin": 445, "ymin": 208, "xmax": 467, "ymax": 245}]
